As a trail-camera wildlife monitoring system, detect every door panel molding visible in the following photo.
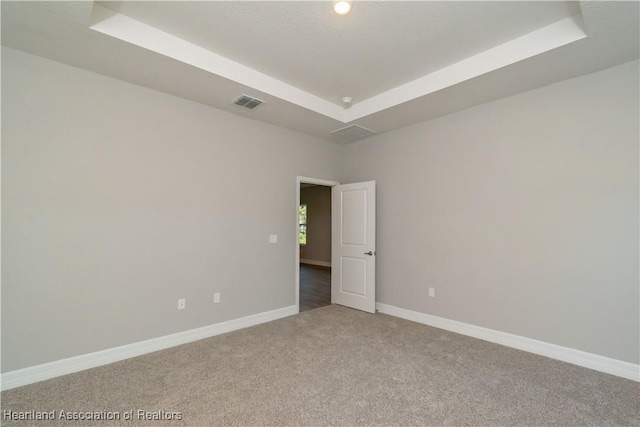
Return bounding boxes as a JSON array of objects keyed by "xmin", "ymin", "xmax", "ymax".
[{"xmin": 332, "ymin": 181, "xmax": 376, "ymax": 313}]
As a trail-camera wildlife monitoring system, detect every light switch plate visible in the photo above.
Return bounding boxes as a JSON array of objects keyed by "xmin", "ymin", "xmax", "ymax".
[{"xmin": 269, "ymin": 234, "xmax": 278, "ymax": 244}]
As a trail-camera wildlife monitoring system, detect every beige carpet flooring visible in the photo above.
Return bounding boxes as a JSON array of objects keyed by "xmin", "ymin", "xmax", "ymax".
[{"xmin": 1, "ymin": 305, "xmax": 638, "ymax": 426}]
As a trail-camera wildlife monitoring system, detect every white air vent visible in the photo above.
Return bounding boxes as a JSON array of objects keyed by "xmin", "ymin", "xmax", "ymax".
[
  {"xmin": 330, "ymin": 124, "xmax": 376, "ymax": 143},
  {"xmin": 233, "ymin": 94, "xmax": 265, "ymax": 110}
]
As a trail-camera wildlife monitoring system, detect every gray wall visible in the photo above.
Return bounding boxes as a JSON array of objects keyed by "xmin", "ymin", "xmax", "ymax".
[
  {"xmin": 1, "ymin": 47, "xmax": 342, "ymax": 372},
  {"xmin": 342, "ymin": 60, "xmax": 640, "ymax": 364},
  {"xmin": 300, "ymin": 185, "xmax": 331, "ymax": 264},
  {"xmin": 2, "ymin": 45, "xmax": 638, "ymax": 373}
]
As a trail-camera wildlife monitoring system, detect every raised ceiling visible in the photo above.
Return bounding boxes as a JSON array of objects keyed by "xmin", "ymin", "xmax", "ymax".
[
  {"xmin": 97, "ymin": 1, "xmax": 578, "ymax": 103},
  {"xmin": 2, "ymin": 1, "xmax": 639, "ymax": 143}
]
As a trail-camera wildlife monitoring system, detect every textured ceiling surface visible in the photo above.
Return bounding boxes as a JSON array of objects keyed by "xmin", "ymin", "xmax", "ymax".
[
  {"xmin": 99, "ymin": 1, "xmax": 578, "ymax": 103},
  {"xmin": 2, "ymin": 1, "xmax": 639, "ymax": 143}
]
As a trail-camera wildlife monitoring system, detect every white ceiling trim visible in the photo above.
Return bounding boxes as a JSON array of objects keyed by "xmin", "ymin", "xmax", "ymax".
[
  {"xmin": 348, "ymin": 16, "xmax": 588, "ymax": 121},
  {"xmin": 90, "ymin": 4, "xmax": 586, "ymax": 125},
  {"xmin": 90, "ymin": 4, "xmax": 347, "ymax": 122}
]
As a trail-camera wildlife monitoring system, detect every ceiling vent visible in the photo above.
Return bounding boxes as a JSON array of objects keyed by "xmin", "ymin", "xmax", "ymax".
[
  {"xmin": 233, "ymin": 94, "xmax": 265, "ymax": 110},
  {"xmin": 330, "ymin": 124, "xmax": 376, "ymax": 143}
]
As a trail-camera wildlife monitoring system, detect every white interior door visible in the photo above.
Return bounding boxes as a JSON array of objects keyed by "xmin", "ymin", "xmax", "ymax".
[{"xmin": 331, "ymin": 181, "xmax": 376, "ymax": 313}]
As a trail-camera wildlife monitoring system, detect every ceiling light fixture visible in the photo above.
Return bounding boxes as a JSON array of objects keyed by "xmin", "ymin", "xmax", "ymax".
[{"xmin": 333, "ymin": 0, "xmax": 352, "ymax": 16}]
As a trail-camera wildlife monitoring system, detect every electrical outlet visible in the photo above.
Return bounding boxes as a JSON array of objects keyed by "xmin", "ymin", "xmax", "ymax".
[
  {"xmin": 178, "ymin": 298, "xmax": 186, "ymax": 310},
  {"xmin": 213, "ymin": 293, "xmax": 221, "ymax": 304},
  {"xmin": 428, "ymin": 288, "xmax": 435, "ymax": 298}
]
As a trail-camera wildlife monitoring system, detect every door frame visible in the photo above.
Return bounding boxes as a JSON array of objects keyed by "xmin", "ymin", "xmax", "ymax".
[{"xmin": 295, "ymin": 176, "xmax": 339, "ymax": 313}]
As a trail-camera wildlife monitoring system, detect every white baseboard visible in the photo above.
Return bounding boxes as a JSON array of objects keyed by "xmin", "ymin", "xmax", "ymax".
[
  {"xmin": 1, "ymin": 305, "xmax": 298, "ymax": 391},
  {"xmin": 376, "ymin": 303, "xmax": 639, "ymax": 382},
  {"xmin": 300, "ymin": 259, "xmax": 331, "ymax": 268},
  {"xmin": 4, "ymin": 303, "xmax": 636, "ymax": 391}
]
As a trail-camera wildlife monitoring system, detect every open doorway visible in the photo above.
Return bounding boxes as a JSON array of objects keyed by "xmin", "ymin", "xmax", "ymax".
[{"xmin": 295, "ymin": 177, "xmax": 338, "ymax": 313}]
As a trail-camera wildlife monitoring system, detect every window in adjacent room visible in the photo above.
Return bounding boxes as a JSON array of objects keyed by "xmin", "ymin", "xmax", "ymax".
[{"xmin": 299, "ymin": 204, "xmax": 307, "ymax": 245}]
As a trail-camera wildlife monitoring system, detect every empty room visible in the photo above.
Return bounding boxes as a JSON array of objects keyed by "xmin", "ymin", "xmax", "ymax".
[{"xmin": 1, "ymin": 1, "xmax": 639, "ymax": 425}]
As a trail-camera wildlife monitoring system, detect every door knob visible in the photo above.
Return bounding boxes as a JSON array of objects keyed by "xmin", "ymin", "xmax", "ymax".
[{"xmin": 364, "ymin": 251, "xmax": 374, "ymax": 256}]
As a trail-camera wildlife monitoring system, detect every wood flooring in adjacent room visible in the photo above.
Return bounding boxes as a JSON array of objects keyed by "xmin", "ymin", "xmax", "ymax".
[{"xmin": 299, "ymin": 264, "xmax": 331, "ymax": 312}]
